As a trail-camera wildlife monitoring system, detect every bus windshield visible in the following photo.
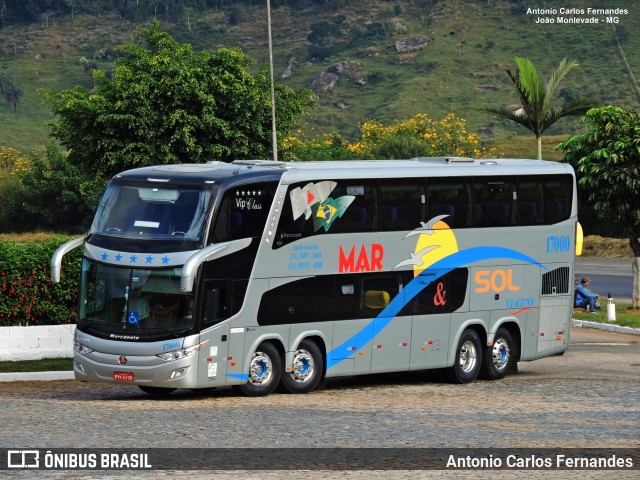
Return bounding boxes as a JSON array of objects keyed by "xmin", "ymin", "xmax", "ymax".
[
  {"xmin": 78, "ymin": 259, "xmax": 194, "ymax": 336},
  {"xmin": 90, "ymin": 183, "xmax": 213, "ymax": 241}
]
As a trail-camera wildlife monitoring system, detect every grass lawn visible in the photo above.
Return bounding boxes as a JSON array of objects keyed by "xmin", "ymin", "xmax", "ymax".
[
  {"xmin": 0, "ymin": 357, "xmax": 72, "ymax": 373},
  {"xmin": 572, "ymin": 304, "xmax": 640, "ymax": 329}
]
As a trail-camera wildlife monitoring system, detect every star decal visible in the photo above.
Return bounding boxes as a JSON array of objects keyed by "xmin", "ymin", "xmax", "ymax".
[
  {"xmin": 115, "ymin": 253, "xmax": 123, "ymax": 262},
  {"xmin": 145, "ymin": 255, "xmax": 154, "ymax": 264},
  {"xmin": 129, "ymin": 255, "xmax": 138, "ymax": 263},
  {"xmin": 101, "ymin": 252, "xmax": 108, "ymax": 261},
  {"xmin": 161, "ymin": 256, "xmax": 170, "ymax": 265}
]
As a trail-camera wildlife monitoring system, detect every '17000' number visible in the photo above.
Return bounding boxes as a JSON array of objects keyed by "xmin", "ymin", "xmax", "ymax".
[{"xmin": 546, "ymin": 235, "xmax": 571, "ymax": 253}]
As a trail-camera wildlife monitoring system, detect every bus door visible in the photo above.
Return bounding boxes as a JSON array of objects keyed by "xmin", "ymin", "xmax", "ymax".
[
  {"xmin": 409, "ymin": 268, "xmax": 467, "ymax": 370},
  {"xmin": 197, "ymin": 279, "xmax": 233, "ymax": 386},
  {"xmin": 366, "ymin": 274, "xmax": 411, "ymax": 374},
  {"xmin": 329, "ymin": 277, "xmax": 371, "ymax": 376}
]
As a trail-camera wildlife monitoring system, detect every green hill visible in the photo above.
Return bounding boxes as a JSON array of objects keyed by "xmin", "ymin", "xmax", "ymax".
[{"xmin": 1, "ymin": 1, "xmax": 638, "ymax": 157}]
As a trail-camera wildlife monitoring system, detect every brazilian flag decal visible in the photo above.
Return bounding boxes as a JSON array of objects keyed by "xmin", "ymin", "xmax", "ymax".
[{"xmin": 311, "ymin": 196, "xmax": 355, "ymax": 232}]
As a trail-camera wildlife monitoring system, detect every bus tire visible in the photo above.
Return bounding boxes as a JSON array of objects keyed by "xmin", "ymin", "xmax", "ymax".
[
  {"xmin": 281, "ymin": 339, "xmax": 324, "ymax": 394},
  {"xmin": 480, "ymin": 327, "xmax": 514, "ymax": 380},
  {"xmin": 138, "ymin": 386, "xmax": 176, "ymax": 396},
  {"xmin": 238, "ymin": 342, "xmax": 282, "ymax": 397},
  {"xmin": 445, "ymin": 329, "xmax": 482, "ymax": 384}
]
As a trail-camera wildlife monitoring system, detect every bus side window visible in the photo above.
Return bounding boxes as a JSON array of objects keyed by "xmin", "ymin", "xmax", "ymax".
[
  {"xmin": 231, "ymin": 280, "xmax": 248, "ymax": 317},
  {"xmin": 518, "ymin": 177, "xmax": 543, "ymax": 225},
  {"xmin": 360, "ymin": 274, "xmax": 403, "ymax": 318},
  {"xmin": 380, "ymin": 179, "xmax": 425, "ymax": 231},
  {"xmin": 274, "ymin": 186, "xmax": 313, "ymax": 248},
  {"xmin": 427, "ymin": 179, "xmax": 472, "ymax": 228},
  {"xmin": 474, "ymin": 177, "xmax": 516, "ymax": 227},
  {"xmin": 202, "ymin": 282, "xmax": 229, "ymax": 327},
  {"xmin": 274, "ymin": 180, "xmax": 379, "ymax": 247},
  {"xmin": 331, "ymin": 181, "xmax": 379, "ymax": 233},
  {"xmin": 544, "ymin": 175, "xmax": 572, "ymax": 224},
  {"xmin": 211, "ymin": 182, "xmax": 277, "ymax": 242},
  {"xmin": 402, "ymin": 269, "xmax": 468, "ymax": 315},
  {"xmin": 335, "ymin": 276, "xmax": 360, "ymax": 320},
  {"xmin": 257, "ymin": 276, "xmax": 335, "ymax": 326}
]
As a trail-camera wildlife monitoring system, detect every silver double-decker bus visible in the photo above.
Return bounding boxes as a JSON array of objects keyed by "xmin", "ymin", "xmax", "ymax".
[{"xmin": 52, "ymin": 157, "xmax": 579, "ymax": 396}]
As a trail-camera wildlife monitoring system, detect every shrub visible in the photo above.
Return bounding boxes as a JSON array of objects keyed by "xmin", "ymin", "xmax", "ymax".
[
  {"xmin": 0, "ymin": 176, "xmax": 34, "ymax": 233},
  {"xmin": 0, "ymin": 146, "xmax": 30, "ymax": 178},
  {"xmin": 20, "ymin": 146, "xmax": 95, "ymax": 233},
  {"xmin": 0, "ymin": 236, "xmax": 82, "ymax": 326},
  {"xmin": 282, "ymin": 132, "xmax": 367, "ymax": 161},
  {"xmin": 0, "ymin": 146, "xmax": 96, "ymax": 234},
  {"xmin": 359, "ymin": 113, "xmax": 500, "ymax": 159},
  {"xmin": 282, "ymin": 113, "xmax": 500, "ymax": 161}
]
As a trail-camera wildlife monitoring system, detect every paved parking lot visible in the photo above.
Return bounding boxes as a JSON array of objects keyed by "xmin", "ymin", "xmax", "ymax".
[{"xmin": 1, "ymin": 326, "xmax": 638, "ymax": 478}]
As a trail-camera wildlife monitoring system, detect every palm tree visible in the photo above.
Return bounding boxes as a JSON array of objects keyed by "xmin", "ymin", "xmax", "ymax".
[{"xmin": 480, "ymin": 57, "xmax": 597, "ymax": 160}]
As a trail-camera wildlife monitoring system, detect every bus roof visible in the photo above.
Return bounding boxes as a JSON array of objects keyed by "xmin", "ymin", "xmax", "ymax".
[
  {"xmin": 113, "ymin": 157, "xmax": 573, "ymax": 186},
  {"xmin": 277, "ymin": 157, "xmax": 573, "ymax": 181}
]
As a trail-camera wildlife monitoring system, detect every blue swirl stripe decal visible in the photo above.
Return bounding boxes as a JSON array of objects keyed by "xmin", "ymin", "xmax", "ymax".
[{"xmin": 326, "ymin": 246, "xmax": 547, "ymax": 369}]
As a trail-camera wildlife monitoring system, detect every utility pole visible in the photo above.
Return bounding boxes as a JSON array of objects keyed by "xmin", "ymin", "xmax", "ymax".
[{"xmin": 266, "ymin": 0, "xmax": 278, "ymax": 161}]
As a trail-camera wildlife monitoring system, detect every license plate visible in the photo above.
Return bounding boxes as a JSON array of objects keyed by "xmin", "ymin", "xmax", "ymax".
[{"xmin": 113, "ymin": 371, "xmax": 134, "ymax": 382}]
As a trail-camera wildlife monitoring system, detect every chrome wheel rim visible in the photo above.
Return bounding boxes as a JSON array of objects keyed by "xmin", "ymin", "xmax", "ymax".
[
  {"xmin": 247, "ymin": 351, "xmax": 273, "ymax": 386},
  {"xmin": 492, "ymin": 338, "xmax": 510, "ymax": 371},
  {"xmin": 289, "ymin": 349, "xmax": 315, "ymax": 384},
  {"xmin": 459, "ymin": 340, "xmax": 478, "ymax": 373}
]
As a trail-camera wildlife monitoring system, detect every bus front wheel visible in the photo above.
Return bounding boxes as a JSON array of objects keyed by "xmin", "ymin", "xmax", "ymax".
[
  {"xmin": 446, "ymin": 329, "xmax": 482, "ymax": 384},
  {"xmin": 480, "ymin": 327, "xmax": 515, "ymax": 380},
  {"xmin": 281, "ymin": 339, "xmax": 324, "ymax": 394},
  {"xmin": 138, "ymin": 386, "xmax": 176, "ymax": 396},
  {"xmin": 238, "ymin": 342, "xmax": 282, "ymax": 397}
]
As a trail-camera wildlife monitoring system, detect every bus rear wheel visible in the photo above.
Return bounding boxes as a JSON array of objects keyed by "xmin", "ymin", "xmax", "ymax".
[
  {"xmin": 480, "ymin": 328, "xmax": 514, "ymax": 380},
  {"xmin": 238, "ymin": 342, "xmax": 282, "ymax": 397},
  {"xmin": 446, "ymin": 329, "xmax": 482, "ymax": 384},
  {"xmin": 281, "ymin": 340, "xmax": 324, "ymax": 394}
]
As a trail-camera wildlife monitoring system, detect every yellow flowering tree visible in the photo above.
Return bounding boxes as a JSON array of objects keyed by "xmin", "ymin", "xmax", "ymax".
[
  {"xmin": 282, "ymin": 133, "xmax": 358, "ymax": 161},
  {"xmin": 282, "ymin": 113, "xmax": 499, "ymax": 161},
  {"xmin": 0, "ymin": 146, "xmax": 30, "ymax": 232},
  {"xmin": 0, "ymin": 146, "xmax": 30, "ymax": 179}
]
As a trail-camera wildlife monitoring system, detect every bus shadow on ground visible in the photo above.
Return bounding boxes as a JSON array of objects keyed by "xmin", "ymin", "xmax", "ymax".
[{"xmin": 115, "ymin": 368, "xmax": 537, "ymax": 400}]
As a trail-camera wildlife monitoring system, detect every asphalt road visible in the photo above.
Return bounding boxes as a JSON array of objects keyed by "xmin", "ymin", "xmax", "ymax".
[{"xmin": 575, "ymin": 257, "xmax": 634, "ymax": 303}]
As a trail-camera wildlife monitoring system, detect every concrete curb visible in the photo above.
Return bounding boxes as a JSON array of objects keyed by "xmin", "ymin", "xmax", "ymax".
[
  {"xmin": 571, "ymin": 318, "xmax": 640, "ymax": 336},
  {"xmin": 0, "ymin": 371, "xmax": 75, "ymax": 382}
]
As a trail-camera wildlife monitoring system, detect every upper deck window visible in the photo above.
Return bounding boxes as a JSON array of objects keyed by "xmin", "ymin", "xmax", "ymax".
[
  {"xmin": 273, "ymin": 173, "xmax": 574, "ymax": 247},
  {"xmin": 90, "ymin": 183, "xmax": 212, "ymax": 241},
  {"xmin": 474, "ymin": 177, "xmax": 517, "ymax": 227},
  {"xmin": 210, "ymin": 182, "xmax": 278, "ymax": 243}
]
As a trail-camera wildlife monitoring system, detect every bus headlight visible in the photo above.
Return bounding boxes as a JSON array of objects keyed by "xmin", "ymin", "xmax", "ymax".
[
  {"xmin": 74, "ymin": 341, "xmax": 94, "ymax": 355},
  {"xmin": 157, "ymin": 341, "xmax": 209, "ymax": 362}
]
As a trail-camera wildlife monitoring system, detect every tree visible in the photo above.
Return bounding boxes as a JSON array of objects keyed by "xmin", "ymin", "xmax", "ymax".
[
  {"xmin": 558, "ymin": 106, "xmax": 640, "ymax": 307},
  {"xmin": 0, "ymin": 76, "xmax": 23, "ymax": 112},
  {"xmin": 283, "ymin": 113, "xmax": 499, "ymax": 161},
  {"xmin": 40, "ymin": 20, "xmax": 314, "ymax": 180},
  {"xmin": 479, "ymin": 56, "xmax": 596, "ymax": 160},
  {"xmin": 612, "ymin": 25, "xmax": 640, "ymax": 103}
]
